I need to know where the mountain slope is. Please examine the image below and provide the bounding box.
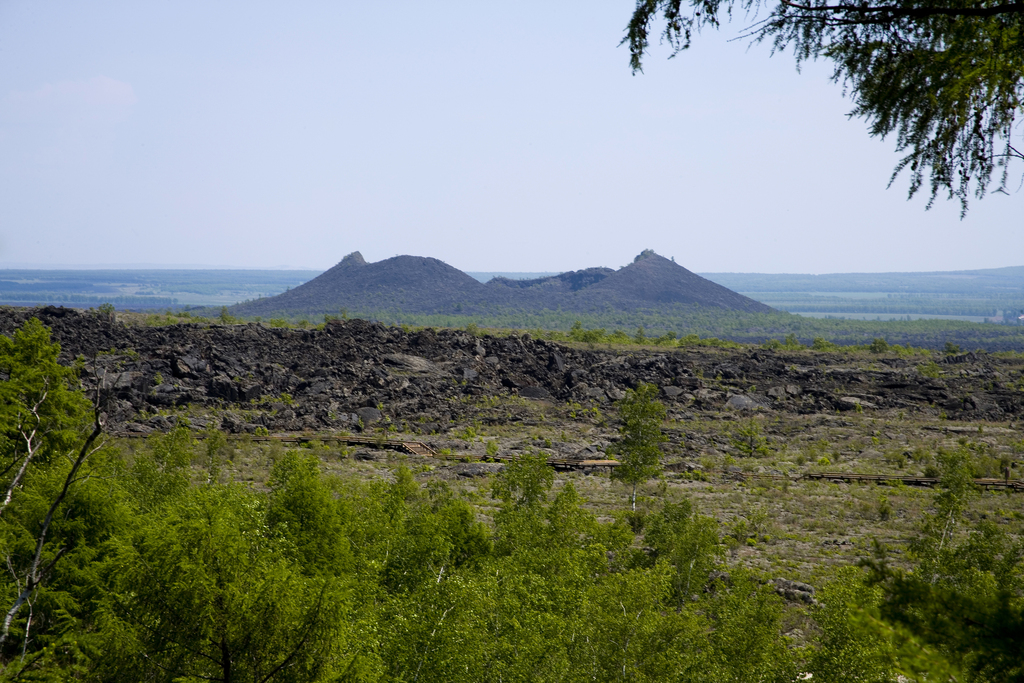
[576,251,772,313]
[232,252,490,316]
[230,249,774,317]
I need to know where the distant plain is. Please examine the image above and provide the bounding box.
[1,265,1020,324]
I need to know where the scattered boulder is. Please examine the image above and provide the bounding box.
[767,385,801,399]
[354,448,388,462]
[354,406,383,426]
[837,396,875,410]
[548,352,566,373]
[450,462,505,477]
[725,394,762,411]
[520,386,551,400]
[382,353,438,374]
[773,578,816,605]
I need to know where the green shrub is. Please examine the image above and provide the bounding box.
[731,420,772,458]
[869,338,890,353]
[812,336,840,351]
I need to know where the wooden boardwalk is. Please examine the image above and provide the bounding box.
[228,434,619,471]
[245,434,440,458]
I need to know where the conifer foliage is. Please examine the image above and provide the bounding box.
[625,0,1024,213]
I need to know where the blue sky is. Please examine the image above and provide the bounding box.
[0,1,1020,274]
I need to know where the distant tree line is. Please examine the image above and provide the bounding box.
[0,293,178,306]
[217,305,1024,352]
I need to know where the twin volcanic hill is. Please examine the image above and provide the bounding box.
[230,250,773,318]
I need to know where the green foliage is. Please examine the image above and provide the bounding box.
[678,333,742,349]
[93,484,349,682]
[611,383,667,510]
[568,320,609,344]
[703,571,798,682]
[812,336,842,351]
[877,494,893,521]
[97,302,116,319]
[868,338,890,354]
[267,452,352,574]
[764,333,804,351]
[491,451,553,511]
[731,419,773,458]
[643,499,723,602]
[218,306,238,324]
[0,318,118,666]
[127,426,193,512]
[807,567,897,682]
[0,319,91,473]
[859,442,1024,682]
[911,446,980,579]
[201,424,226,484]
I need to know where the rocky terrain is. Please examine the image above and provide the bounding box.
[5,304,1024,583]
[3,306,1021,440]
[229,249,772,318]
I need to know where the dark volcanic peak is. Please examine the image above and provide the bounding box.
[230,249,774,317]
[233,253,487,316]
[339,251,367,267]
[579,251,773,313]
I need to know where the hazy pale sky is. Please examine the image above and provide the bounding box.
[0,1,1020,274]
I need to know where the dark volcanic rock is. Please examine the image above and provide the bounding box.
[2,306,1022,435]
[520,386,551,400]
[773,578,817,605]
[354,407,383,427]
[449,463,505,477]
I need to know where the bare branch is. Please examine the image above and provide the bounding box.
[0,406,104,646]
[0,387,49,518]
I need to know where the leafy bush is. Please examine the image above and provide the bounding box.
[869,338,890,353]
